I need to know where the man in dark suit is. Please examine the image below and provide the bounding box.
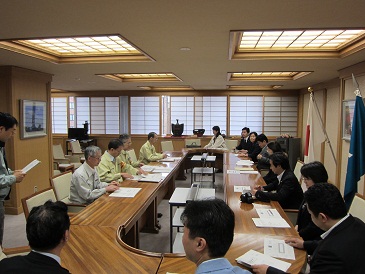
[252,183,365,274]
[0,201,71,273]
[236,127,252,152]
[253,152,303,209]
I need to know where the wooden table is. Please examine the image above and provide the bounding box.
[61,150,306,273]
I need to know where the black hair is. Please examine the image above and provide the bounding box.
[269,152,290,170]
[249,132,257,138]
[148,132,157,140]
[108,138,123,150]
[267,141,282,153]
[300,161,328,184]
[180,198,235,258]
[304,183,347,219]
[26,201,70,251]
[212,126,221,137]
[0,112,18,130]
[242,127,250,134]
[256,133,268,143]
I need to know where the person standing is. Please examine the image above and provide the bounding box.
[0,112,26,246]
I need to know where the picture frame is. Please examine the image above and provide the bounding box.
[342,99,355,141]
[20,100,47,139]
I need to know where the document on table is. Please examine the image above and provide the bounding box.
[109,187,141,198]
[252,218,290,228]
[227,169,240,174]
[22,159,41,173]
[152,167,173,173]
[256,208,282,218]
[138,173,162,183]
[157,157,181,162]
[234,185,251,193]
[236,249,291,272]
[140,165,155,172]
[264,238,295,260]
[240,170,259,174]
[235,166,255,171]
[236,160,254,166]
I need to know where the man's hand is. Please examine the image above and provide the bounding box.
[257,154,262,160]
[138,163,144,167]
[285,237,304,249]
[162,153,168,159]
[105,184,119,193]
[252,264,269,274]
[121,173,133,179]
[13,170,26,182]
[137,168,148,175]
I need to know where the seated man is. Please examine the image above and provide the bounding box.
[236,127,252,152]
[97,138,133,183]
[252,152,303,209]
[0,201,71,273]
[252,183,365,274]
[70,146,119,204]
[118,134,146,175]
[181,198,250,274]
[139,132,167,164]
[256,134,270,170]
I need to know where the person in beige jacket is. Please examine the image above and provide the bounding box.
[97,139,133,183]
[139,132,167,164]
[118,134,146,175]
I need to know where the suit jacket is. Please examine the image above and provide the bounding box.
[247,142,261,162]
[0,251,70,274]
[236,137,252,151]
[267,215,365,274]
[255,169,303,209]
[256,145,270,170]
[196,258,251,274]
[296,200,324,241]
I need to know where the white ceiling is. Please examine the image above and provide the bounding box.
[1,0,365,92]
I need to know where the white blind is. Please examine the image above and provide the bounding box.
[76,97,119,134]
[51,97,67,133]
[170,96,194,135]
[195,96,227,134]
[264,96,298,136]
[230,96,263,135]
[130,96,160,134]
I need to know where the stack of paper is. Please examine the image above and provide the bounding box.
[152,167,173,173]
[236,160,254,166]
[140,165,155,172]
[252,209,290,228]
[236,249,291,272]
[109,187,141,198]
[137,173,162,183]
[234,185,251,193]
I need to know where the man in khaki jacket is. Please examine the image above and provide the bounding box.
[118,134,146,175]
[139,132,167,164]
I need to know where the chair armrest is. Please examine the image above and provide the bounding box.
[284,209,299,213]
[54,158,71,164]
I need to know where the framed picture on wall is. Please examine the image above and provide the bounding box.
[20,100,47,139]
[342,99,355,141]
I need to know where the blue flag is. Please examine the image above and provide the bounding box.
[344,94,365,209]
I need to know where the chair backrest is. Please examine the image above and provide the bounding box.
[225,139,238,151]
[185,139,201,147]
[53,144,66,160]
[293,160,305,191]
[161,141,174,152]
[21,188,57,219]
[349,193,365,222]
[51,171,73,203]
[127,149,138,162]
[70,140,83,154]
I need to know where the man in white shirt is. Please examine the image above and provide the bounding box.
[70,146,119,204]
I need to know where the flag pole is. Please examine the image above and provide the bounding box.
[308,87,337,165]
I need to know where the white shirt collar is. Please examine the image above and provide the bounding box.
[106,151,115,161]
[32,250,61,265]
[321,214,350,239]
[276,170,285,182]
[84,161,96,175]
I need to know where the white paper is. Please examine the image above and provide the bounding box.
[256,209,282,219]
[138,173,162,182]
[234,185,251,193]
[22,159,41,173]
[109,187,141,198]
[239,170,259,174]
[191,155,216,161]
[140,165,155,172]
[236,160,254,166]
[152,167,172,173]
[236,249,291,272]
[252,218,290,228]
[264,238,295,260]
[157,157,175,162]
[227,170,240,174]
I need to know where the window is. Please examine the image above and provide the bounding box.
[230,96,263,135]
[263,96,298,136]
[170,96,194,135]
[51,97,67,133]
[130,96,160,134]
[195,96,227,134]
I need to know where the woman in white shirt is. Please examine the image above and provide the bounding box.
[204,126,227,149]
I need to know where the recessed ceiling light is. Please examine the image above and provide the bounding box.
[180,47,191,51]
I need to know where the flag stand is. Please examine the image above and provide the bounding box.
[308,87,337,165]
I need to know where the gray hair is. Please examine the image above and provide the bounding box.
[84,146,101,159]
[119,133,130,145]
